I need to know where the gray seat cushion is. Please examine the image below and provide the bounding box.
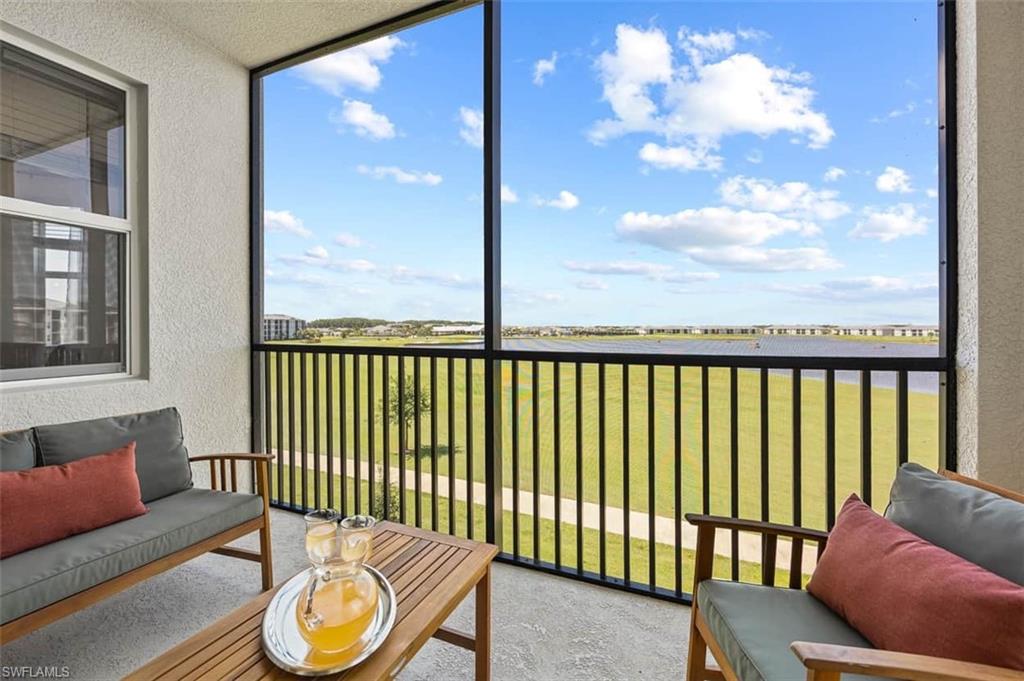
[33,407,193,503]
[0,488,263,624]
[0,429,35,471]
[885,463,1024,585]
[697,580,882,681]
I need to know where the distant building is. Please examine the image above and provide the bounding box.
[432,324,484,336]
[364,324,404,337]
[263,314,305,340]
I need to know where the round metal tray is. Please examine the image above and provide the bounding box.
[261,566,396,676]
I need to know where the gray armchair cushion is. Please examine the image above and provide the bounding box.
[0,429,36,471]
[33,407,192,503]
[885,463,1024,585]
[0,488,263,624]
[696,580,881,681]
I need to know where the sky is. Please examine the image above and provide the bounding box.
[263,1,940,327]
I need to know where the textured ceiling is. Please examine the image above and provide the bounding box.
[138,0,436,69]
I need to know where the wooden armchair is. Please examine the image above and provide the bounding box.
[685,471,1023,681]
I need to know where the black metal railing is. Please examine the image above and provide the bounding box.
[253,343,947,604]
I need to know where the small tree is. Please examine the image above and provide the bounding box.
[298,327,322,343]
[383,375,431,455]
[372,476,402,522]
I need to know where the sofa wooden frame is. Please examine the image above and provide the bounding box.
[684,470,1024,681]
[0,453,274,644]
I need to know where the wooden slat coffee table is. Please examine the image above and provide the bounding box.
[127,522,498,681]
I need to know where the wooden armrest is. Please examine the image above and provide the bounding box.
[188,453,275,464]
[685,513,829,542]
[791,642,1022,681]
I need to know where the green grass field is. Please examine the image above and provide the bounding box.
[271,464,805,591]
[260,351,939,535]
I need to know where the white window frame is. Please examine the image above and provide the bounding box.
[0,23,146,388]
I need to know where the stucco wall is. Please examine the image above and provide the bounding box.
[0,2,251,468]
[956,0,1024,491]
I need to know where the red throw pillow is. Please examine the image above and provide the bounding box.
[0,442,148,558]
[808,494,1024,670]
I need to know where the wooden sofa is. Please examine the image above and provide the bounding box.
[0,408,274,644]
[685,468,1024,681]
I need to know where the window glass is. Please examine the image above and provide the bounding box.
[0,42,126,218]
[0,214,125,379]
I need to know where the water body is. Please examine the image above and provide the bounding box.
[415,336,942,393]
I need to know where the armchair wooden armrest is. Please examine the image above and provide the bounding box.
[188,452,275,464]
[791,642,1022,681]
[685,513,829,543]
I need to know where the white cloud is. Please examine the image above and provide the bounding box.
[330,258,377,273]
[356,164,442,186]
[638,141,722,172]
[588,23,833,153]
[616,206,818,251]
[332,99,395,140]
[458,107,484,148]
[875,166,913,193]
[305,245,329,261]
[823,166,846,182]
[535,190,580,210]
[501,184,519,203]
[294,36,404,95]
[576,278,609,291]
[872,101,917,123]
[563,260,718,283]
[334,232,363,248]
[925,188,939,199]
[775,275,937,302]
[687,245,841,272]
[850,204,928,242]
[718,176,850,221]
[390,265,480,289]
[533,52,558,86]
[264,210,311,238]
[745,148,763,164]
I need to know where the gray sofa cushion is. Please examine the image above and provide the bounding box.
[884,463,1024,585]
[33,408,193,503]
[0,429,35,471]
[697,580,881,681]
[0,488,263,624]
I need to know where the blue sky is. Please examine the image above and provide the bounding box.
[263,1,939,326]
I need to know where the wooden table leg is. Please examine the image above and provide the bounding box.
[475,565,491,681]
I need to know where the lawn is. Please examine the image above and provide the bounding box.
[259,350,940,536]
[271,465,804,592]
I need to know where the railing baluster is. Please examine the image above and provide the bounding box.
[789,537,804,589]
[354,354,361,515]
[301,352,308,510]
[729,366,739,582]
[622,363,630,585]
[368,355,376,517]
[532,360,541,563]
[466,358,474,539]
[276,351,283,506]
[598,362,607,579]
[313,354,321,510]
[414,357,422,527]
[263,351,272,482]
[511,360,520,559]
[326,354,334,511]
[288,352,296,508]
[575,362,584,576]
[674,365,682,597]
[701,365,710,515]
[382,355,390,520]
[793,368,802,527]
[897,370,909,465]
[762,534,777,586]
[398,357,407,524]
[647,364,656,591]
[861,370,872,507]
[553,362,562,568]
[448,357,456,536]
[825,369,836,528]
[340,354,348,516]
[430,356,438,531]
[760,368,769,522]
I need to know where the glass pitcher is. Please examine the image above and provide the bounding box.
[296,512,379,654]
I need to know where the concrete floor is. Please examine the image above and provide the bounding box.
[0,509,692,680]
